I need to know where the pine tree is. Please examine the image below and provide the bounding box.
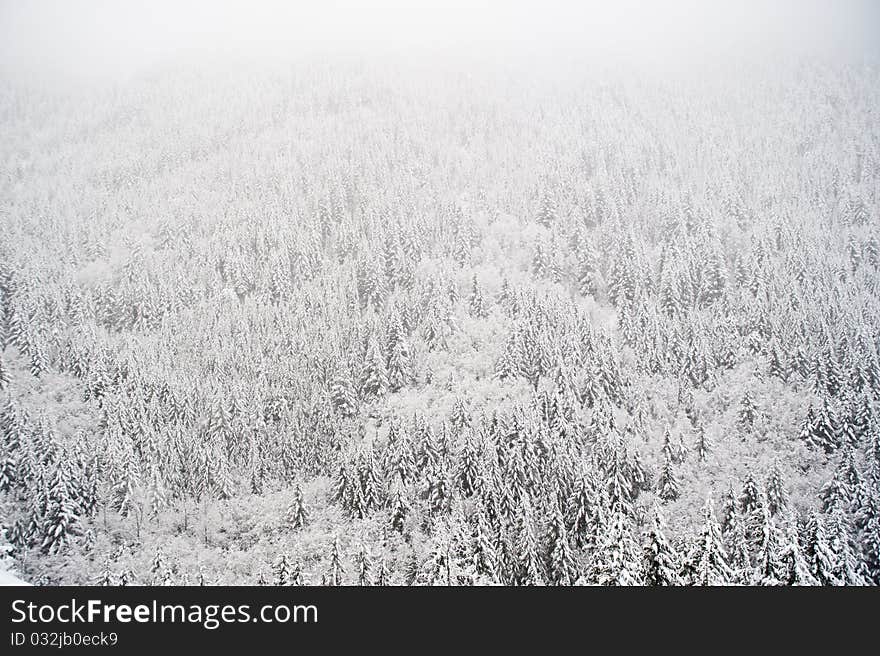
[657,453,680,502]
[374,558,391,586]
[386,316,414,392]
[403,549,422,586]
[765,460,788,516]
[804,513,840,585]
[40,465,80,555]
[642,507,681,586]
[329,368,358,417]
[567,472,597,549]
[0,355,10,390]
[515,494,546,586]
[719,485,738,535]
[751,502,784,585]
[695,423,711,462]
[687,497,733,586]
[455,432,481,496]
[322,536,345,586]
[777,519,818,585]
[468,275,489,318]
[274,554,292,585]
[286,484,309,530]
[857,495,880,585]
[739,472,761,517]
[828,509,864,585]
[738,391,758,432]
[359,334,389,401]
[800,400,839,453]
[536,190,558,227]
[593,502,642,586]
[546,502,578,585]
[355,544,374,586]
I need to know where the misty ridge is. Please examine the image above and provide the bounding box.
[0,0,879,587]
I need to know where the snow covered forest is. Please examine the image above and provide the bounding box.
[2,4,880,587]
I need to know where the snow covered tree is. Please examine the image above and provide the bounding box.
[515,494,546,586]
[800,400,839,453]
[642,507,681,585]
[751,503,784,585]
[386,316,414,392]
[592,502,642,586]
[686,497,733,586]
[765,460,788,516]
[286,484,309,530]
[694,423,711,462]
[737,391,758,432]
[274,554,292,585]
[322,536,345,586]
[40,465,81,555]
[545,502,578,585]
[657,452,680,502]
[329,368,358,417]
[803,513,840,585]
[777,519,818,585]
[355,544,374,586]
[359,334,389,401]
[0,355,9,390]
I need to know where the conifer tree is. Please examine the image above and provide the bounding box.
[777,519,818,586]
[286,484,309,530]
[386,316,414,392]
[515,494,546,586]
[765,460,788,516]
[274,554,292,585]
[355,544,374,586]
[388,481,410,534]
[657,452,680,502]
[642,507,681,586]
[546,502,578,585]
[359,334,389,401]
[0,355,9,390]
[687,497,733,586]
[719,485,738,535]
[322,536,345,586]
[828,509,864,586]
[751,502,784,585]
[738,391,758,432]
[329,368,358,417]
[593,502,642,586]
[695,423,711,462]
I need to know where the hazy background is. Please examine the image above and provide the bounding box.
[1,0,879,83]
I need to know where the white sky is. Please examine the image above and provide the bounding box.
[1,0,877,81]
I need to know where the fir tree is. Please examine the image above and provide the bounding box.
[274,554,292,585]
[751,502,784,585]
[687,497,733,586]
[695,423,711,462]
[286,484,309,530]
[777,519,818,586]
[765,460,788,516]
[546,502,578,586]
[804,513,840,585]
[329,368,358,417]
[322,536,345,586]
[593,502,642,586]
[0,355,9,390]
[642,507,681,586]
[657,452,680,502]
[359,334,389,401]
[738,391,758,432]
[355,544,374,586]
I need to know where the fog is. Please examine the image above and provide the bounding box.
[1,0,878,83]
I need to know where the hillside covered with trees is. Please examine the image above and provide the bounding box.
[1,55,879,585]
